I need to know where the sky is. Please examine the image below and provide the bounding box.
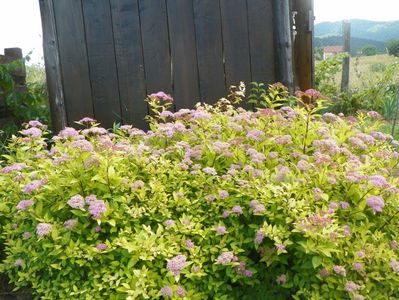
[314,0,399,23]
[0,0,399,64]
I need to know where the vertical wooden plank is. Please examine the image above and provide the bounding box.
[82,0,121,128]
[220,0,251,88]
[193,0,226,103]
[273,0,294,92]
[39,0,67,132]
[110,0,148,129]
[247,0,276,84]
[167,0,200,109]
[52,0,93,126]
[293,0,314,91]
[138,0,172,96]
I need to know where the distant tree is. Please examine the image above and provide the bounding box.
[386,39,399,57]
[361,44,377,56]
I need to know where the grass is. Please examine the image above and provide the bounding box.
[332,54,399,90]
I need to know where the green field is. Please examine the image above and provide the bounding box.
[336,54,399,90]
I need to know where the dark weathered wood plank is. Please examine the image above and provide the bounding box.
[52,0,93,126]
[82,0,121,128]
[167,0,200,109]
[292,0,314,91]
[138,0,172,96]
[247,0,275,84]
[110,0,148,129]
[193,0,226,103]
[220,0,251,88]
[39,0,67,132]
[273,0,294,92]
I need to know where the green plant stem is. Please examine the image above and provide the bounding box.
[302,112,311,154]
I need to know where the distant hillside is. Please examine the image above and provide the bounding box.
[315,19,399,42]
[314,36,386,55]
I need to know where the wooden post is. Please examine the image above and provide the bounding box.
[39,0,67,133]
[341,20,350,92]
[273,0,294,92]
[292,0,314,91]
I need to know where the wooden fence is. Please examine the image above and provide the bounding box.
[40,0,313,131]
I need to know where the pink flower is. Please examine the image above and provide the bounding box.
[368,175,390,188]
[333,265,346,276]
[297,160,310,171]
[88,200,107,219]
[78,117,96,123]
[216,252,235,264]
[36,223,52,237]
[1,163,26,173]
[14,259,24,267]
[231,205,243,215]
[21,127,42,138]
[164,219,175,228]
[218,190,229,199]
[390,240,398,250]
[276,244,286,251]
[203,167,217,175]
[58,127,79,139]
[184,239,194,249]
[131,180,145,190]
[254,230,265,245]
[167,255,187,276]
[71,140,94,152]
[160,285,173,297]
[176,286,186,298]
[28,120,46,129]
[390,259,399,272]
[149,91,173,102]
[23,178,47,194]
[340,201,350,209]
[276,274,287,284]
[222,210,230,218]
[356,251,366,258]
[16,200,34,211]
[352,262,363,271]
[319,268,329,277]
[215,226,227,235]
[366,196,384,212]
[22,232,31,239]
[96,243,107,251]
[67,195,85,209]
[345,281,360,292]
[367,111,380,119]
[94,225,102,232]
[64,219,77,230]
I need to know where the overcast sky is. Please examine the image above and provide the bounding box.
[0,0,399,63]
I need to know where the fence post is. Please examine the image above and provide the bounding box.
[292,0,314,91]
[273,0,295,93]
[341,20,351,92]
[39,0,67,133]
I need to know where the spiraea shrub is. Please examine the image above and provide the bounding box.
[0,92,398,299]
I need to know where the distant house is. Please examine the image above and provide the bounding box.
[323,45,344,60]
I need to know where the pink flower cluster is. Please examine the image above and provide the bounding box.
[216,251,236,264]
[16,199,34,211]
[366,196,384,213]
[67,194,85,209]
[23,178,48,194]
[36,223,52,237]
[167,255,187,276]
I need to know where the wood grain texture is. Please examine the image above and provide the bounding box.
[167,0,200,109]
[139,0,172,96]
[82,0,121,128]
[220,0,251,87]
[53,0,93,125]
[111,0,148,129]
[193,0,226,103]
[39,0,67,132]
[247,0,276,83]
